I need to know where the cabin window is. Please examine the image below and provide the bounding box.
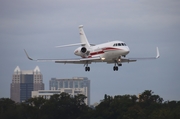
[114,43,127,46]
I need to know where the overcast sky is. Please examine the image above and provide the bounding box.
[0,0,180,104]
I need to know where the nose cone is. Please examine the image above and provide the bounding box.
[123,47,130,55]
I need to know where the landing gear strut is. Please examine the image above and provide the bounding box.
[85,62,90,72]
[113,59,122,71]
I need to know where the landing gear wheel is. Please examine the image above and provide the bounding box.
[85,67,90,71]
[87,67,90,71]
[116,66,118,71]
[113,66,116,71]
[113,66,118,71]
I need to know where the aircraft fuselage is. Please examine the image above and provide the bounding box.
[74,40,130,62]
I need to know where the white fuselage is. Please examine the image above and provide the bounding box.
[74,40,130,61]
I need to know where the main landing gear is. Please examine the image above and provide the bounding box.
[85,66,90,71]
[113,66,118,71]
[113,63,122,71]
[85,62,90,72]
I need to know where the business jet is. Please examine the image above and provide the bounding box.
[24,25,160,71]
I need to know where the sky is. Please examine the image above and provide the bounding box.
[0,0,180,104]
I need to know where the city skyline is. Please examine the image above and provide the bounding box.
[1,0,180,104]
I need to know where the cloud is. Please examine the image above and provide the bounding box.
[1,0,180,35]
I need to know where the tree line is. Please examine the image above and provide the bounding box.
[0,90,180,119]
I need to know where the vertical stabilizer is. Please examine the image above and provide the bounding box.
[79,25,91,48]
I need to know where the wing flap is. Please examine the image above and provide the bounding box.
[24,49,101,64]
[121,59,137,63]
[55,56,101,64]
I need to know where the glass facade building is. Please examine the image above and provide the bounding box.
[11,66,44,102]
[49,77,90,105]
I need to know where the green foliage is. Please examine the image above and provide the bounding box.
[0,91,180,119]
[42,93,89,119]
[0,93,90,119]
[91,90,179,119]
[0,98,17,119]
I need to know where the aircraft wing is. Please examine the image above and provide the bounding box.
[24,49,101,64]
[55,57,101,64]
[121,47,160,63]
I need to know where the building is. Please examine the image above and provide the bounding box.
[10,66,44,102]
[32,77,90,105]
[32,90,61,99]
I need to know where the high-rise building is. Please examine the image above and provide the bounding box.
[10,66,44,102]
[48,77,90,105]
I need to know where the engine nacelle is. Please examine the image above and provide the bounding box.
[74,47,90,58]
[81,47,87,53]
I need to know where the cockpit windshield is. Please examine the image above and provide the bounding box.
[113,43,126,46]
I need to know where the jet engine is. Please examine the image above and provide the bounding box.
[74,47,90,58]
[81,47,87,53]
[80,47,90,57]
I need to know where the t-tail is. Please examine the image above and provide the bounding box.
[79,25,91,48]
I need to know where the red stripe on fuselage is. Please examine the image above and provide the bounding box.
[102,47,120,51]
[90,51,104,56]
[89,47,121,56]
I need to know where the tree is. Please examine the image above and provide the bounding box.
[93,94,139,119]
[41,93,90,119]
[22,97,47,119]
[0,90,179,119]
[0,98,18,119]
[139,90,163,104]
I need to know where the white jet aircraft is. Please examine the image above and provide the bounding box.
[24,25,160,71]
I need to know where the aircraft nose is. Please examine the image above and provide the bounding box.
[123,47,130,54]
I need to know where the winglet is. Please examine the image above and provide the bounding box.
[24,49,34,60]
[156,47,160,59]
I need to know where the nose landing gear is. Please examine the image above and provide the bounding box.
[113,58,122,71]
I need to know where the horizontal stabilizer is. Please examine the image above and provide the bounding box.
[56,43,85,48]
